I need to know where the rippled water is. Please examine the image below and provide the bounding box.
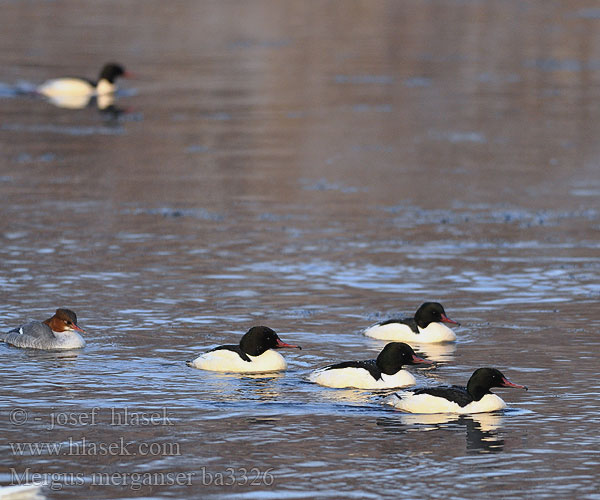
[1,1,600,499]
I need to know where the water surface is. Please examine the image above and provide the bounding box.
[1,1,599,498]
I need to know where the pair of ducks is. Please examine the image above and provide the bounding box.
[188,302,459,379]
[2,303,527,414]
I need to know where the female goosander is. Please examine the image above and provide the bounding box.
[186,326,302,373]
[309,342,432,389]
[37,62,128,99]
[364,302,459,343]
[2,308,86,350]
[385,367,528,414]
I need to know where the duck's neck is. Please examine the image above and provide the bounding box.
[96,79,116,95]
[466,381,490,402]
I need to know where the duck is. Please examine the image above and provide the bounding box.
[385,367,527,414]
[37,62,128,101]
[309,342,432,389]
[364,302,459,343]
[2,308,86,350]
[186,326,301,373]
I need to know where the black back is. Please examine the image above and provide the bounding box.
[412,386,473,407]
[379,317,419,333]
[325,359,382,380]
[209,344,251,362]
[324,342,422,380]
[410,368,512,406]
[377,302,448,333]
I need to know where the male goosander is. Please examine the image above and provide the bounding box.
[385,367,528,414]
[186,326,302,373]
[364,302,459,343]
[2,308,86,350]
[309,342,432,389]
[37,62,128,99]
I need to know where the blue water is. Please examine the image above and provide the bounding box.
[1,1,600,499]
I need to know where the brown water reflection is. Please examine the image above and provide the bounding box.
[1,0,600,499]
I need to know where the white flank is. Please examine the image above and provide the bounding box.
[364,321,456,343]
[309,367,416,389]
[189,349,287,373]
[385,392,507,414]
[37,78,94,97]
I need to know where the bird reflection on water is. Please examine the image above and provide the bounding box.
[201,372,285,403]
[365,338,456,364]
[376,412,505,453]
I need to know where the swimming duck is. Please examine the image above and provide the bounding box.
[2,308,86,350]
[385,367,527,413]
[186,326,301,373]
[309,342,432,389]
[364,302,459,343]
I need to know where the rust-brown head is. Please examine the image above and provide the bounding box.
[44,308,86,333]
